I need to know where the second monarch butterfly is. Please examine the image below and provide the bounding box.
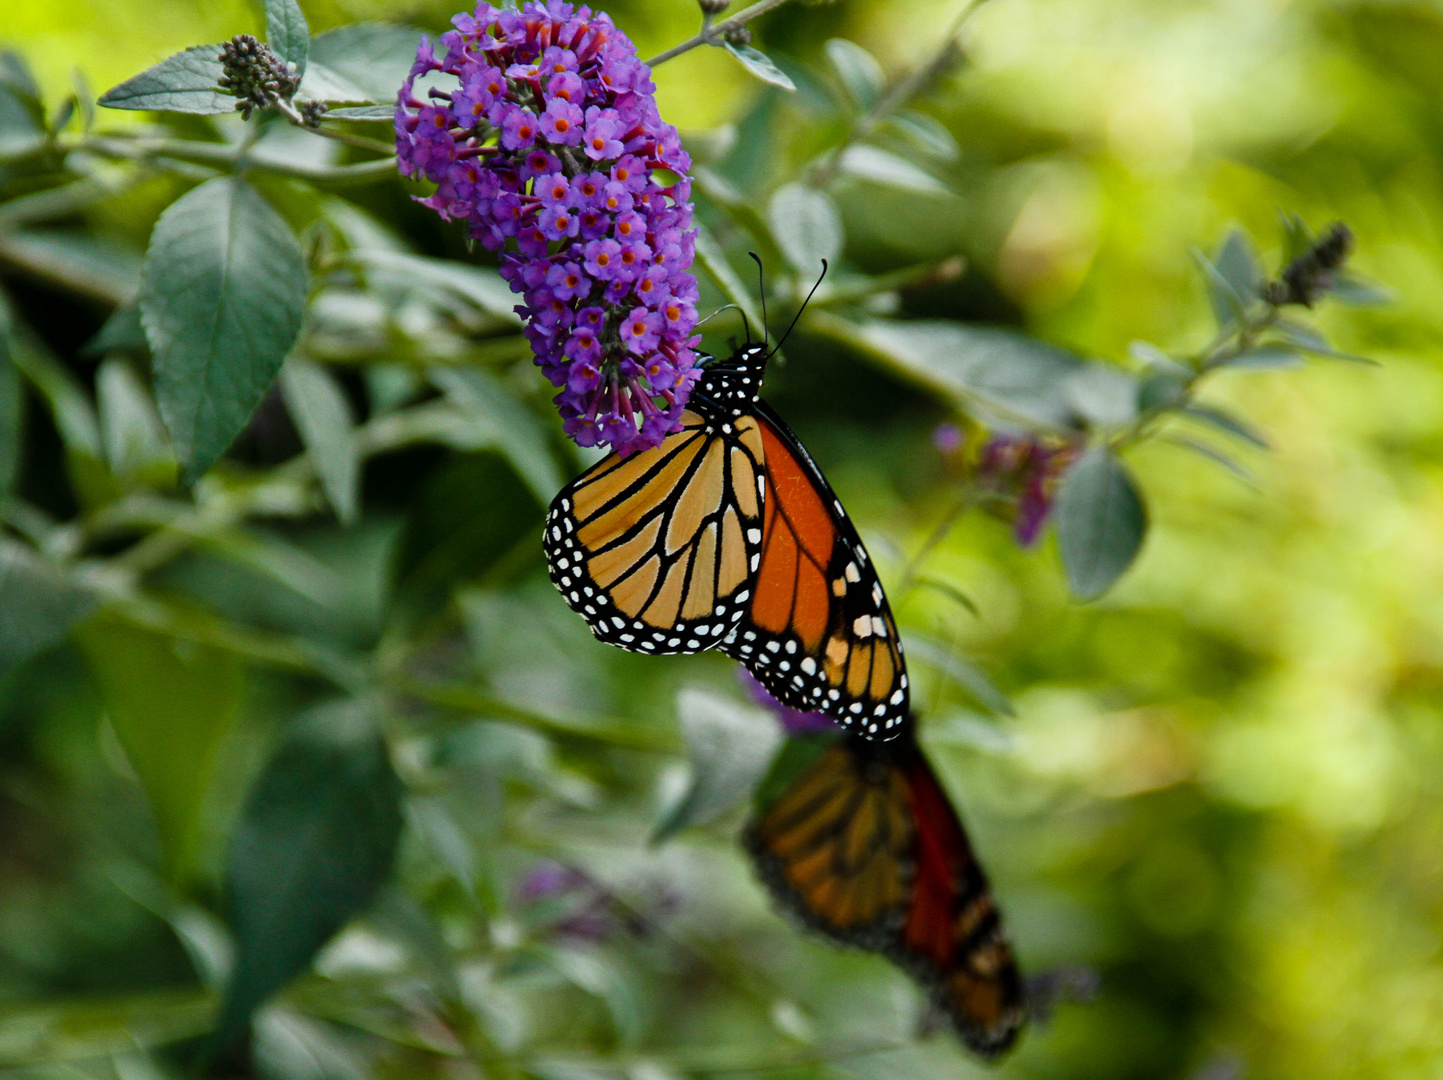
[746,727,1026,1056]
[544,333,911,740]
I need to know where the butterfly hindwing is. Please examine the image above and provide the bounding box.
[719,403,910,739]
[545,409,767,655]
[745,733,1025,1058]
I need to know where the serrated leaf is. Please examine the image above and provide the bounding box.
[1181,403,1268,448]
[215,698,403,1049]
[141,177,308,482]
[280,359,359,524]
[74,614,240,881]
[824,38,883,110]
[652,687,781,844]
[767,183,842,276]
[307,24,425,103]
[837,144,951,196]
[1055,446,1147,601]
[723,42,796,91]
[886,109,960,162]
[97,44,233,115]
[1214,228,1261,304]
[904,635,1013,716]
[265,0,310,77]
[0,541,95,680]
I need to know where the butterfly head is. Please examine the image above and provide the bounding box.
[693,341,769,417]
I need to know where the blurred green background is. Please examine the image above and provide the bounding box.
[0,0,1437,1078]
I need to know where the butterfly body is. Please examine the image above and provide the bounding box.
[544,343,910,739]
[746,730,1025,1057]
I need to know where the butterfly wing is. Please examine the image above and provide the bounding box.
[719,403,910,740]
[545,409,767,654]
[745,734,1025,1058]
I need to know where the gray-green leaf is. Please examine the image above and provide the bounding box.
[0,319,19,501]
[97,44,233,115]
[1055,446,1148,601]
[216,698,403,1048]
[824,38,883,111]
[903,635,1014,716]
[1214,228,1260,305]
[652,687,781,844]
[323,104,395,121]
[265,0,310,77]
[767,183,843,276]
[1181,403,1268,448]
[723,42,796,91]
[886,110,960,162]
[280,358,358,524]
[837,144,951,196]
[0,541,95,680]
[307,23,425,103]
[429,367,561,503]
[141,177,308,482]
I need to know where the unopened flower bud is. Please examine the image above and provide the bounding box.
[722,24,752,46]
[699,0,730,13]
[1264,222,1354,308]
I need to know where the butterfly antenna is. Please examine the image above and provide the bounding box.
[748,251,770,347]
[770,259,828,359]
[697,303,738,330]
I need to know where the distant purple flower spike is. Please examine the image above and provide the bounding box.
[739,668,838,735]
[975,434,1077,548]
[395,0,700,457]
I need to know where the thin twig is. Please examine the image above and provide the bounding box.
[273,98,398,155]
[644,0,800,67]
[67,134,397,183]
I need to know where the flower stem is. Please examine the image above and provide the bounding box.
[644,0,800,67]
[274,97,398,155]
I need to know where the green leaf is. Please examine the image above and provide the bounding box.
[430,367,562,504]
[0,83,45,160]
[323,104,395,121]
[0,320,20,502]
[1279,211,1313,261]
[1128,339,1192,378]
[692,221,765,339]
[141,177,308,482]
[306,23,424,103]
[1181,403,1268,448]
[265,0,310,77]
[97,44,233,115]
[0,229,143,306]
[1137,369,1189,413]
[216,698,403,1049]
[837,144,951,196]
[822,316,1134,430]
[1214,228,1261,305]
[1055,446,1148,601]
[353,250,520,322]
[280,359,359,524]
[886,109,960,162]
[83,304,149,357]
[1328,272,1393,307]
[96,357,177,486]
[1164,434,1257,486]
[1193,249,1247,330]
[74,614,241,881]
[767,183,843,276]
[903,635,1014,717]
[723,42,796,91]
[296,63,371,105]
[0,541,95,680]
[652,687,781,844]
[824,38,883,110]
[1223,345,1305,369]
[0,989,214,1067]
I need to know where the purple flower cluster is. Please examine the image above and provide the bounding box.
[974,434,1076,547]
[739,668,837,735]
[395,1,701,457]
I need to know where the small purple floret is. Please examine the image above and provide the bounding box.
[395,1,701,458]
[738,668,838,735]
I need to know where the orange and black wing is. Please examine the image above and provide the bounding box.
[718,402,909,740]
[745,733,1025,1058]
[545,409,767,654]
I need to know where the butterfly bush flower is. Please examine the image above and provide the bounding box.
[739,668,838,735]
[974,434,1075,547]
[395,0,700,457]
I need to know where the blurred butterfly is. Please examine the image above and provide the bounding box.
[746,728,1026,1057]
[544,294,910,740]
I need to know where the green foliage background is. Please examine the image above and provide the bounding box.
[0,0,1437,1078]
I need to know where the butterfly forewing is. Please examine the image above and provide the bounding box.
[545,409,767,654]
[719,405,910,740]
[746,735,1025,1058]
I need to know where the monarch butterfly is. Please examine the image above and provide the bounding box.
[544,338,910,740]
[746,728,1026,1057]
